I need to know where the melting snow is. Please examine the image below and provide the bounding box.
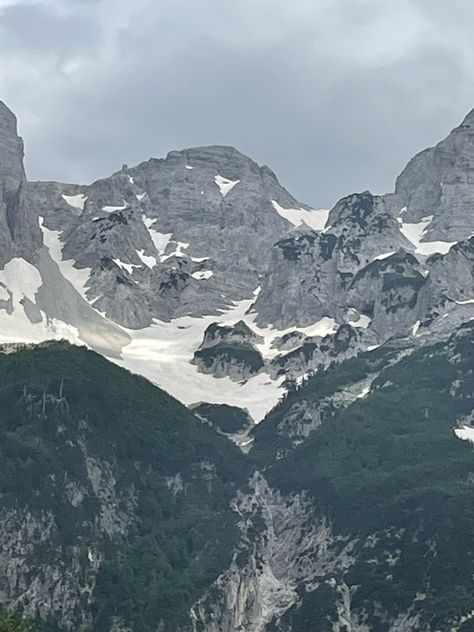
[0,257,42,303]
[117,297,286,422]
[0,257,83,346]
[136,249,157,269]
[192,270,213,280]
[455,298,474,305]
[272,200,329,231]
[142,215,172,255]
[103,201,127,213]
[398,215,455,256]
[191,256,210,263]
[412,320,421,336]
[62,193,87,211]
[454,425,474,443]
[215,175,240,197]
[348,313,371,329]
[128,175,135,184]
[117,297,337,422]
[113,259,140,275]
[373,251,395,261]
[39,217,91,301]
[244,315,338,362]
[356,385,371,399]
[136,193,146,201]
[161,241,190,261]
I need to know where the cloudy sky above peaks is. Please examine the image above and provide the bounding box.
[0,0,474,207]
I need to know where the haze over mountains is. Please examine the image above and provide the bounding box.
[3,101,474,630]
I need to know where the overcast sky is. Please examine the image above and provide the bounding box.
[0,0,474,207]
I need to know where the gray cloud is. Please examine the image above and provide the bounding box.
[0,0,474,207]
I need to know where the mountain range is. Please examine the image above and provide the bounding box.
[2,101,474,630]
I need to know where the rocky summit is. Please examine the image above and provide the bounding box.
[3,101,474,630]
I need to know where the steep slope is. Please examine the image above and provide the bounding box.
[0,341,247,631]
[194,324,474,631]
[6,101,474,421]
[0,99,333,421]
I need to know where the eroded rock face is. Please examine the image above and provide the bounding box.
[254,192,412,329]
[191,472,356,632]
[0,102,41,266]
[29,146,308,327]
[391,108,474,240]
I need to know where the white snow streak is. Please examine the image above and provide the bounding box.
[136,249,157,269]
[215,175,240,197]
[455,425,474,443]
[191,270,213,280]
[103,201,127,213]
[142,215,172,256]
[373,251,395,261]
[62,193,87,211]
[398,214,455,256]
[39,217,91,301]
[113,259,140,275]
[272,200,329,231]
[0,258,83,346]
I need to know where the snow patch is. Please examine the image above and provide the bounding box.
[0,257,83,346]
[117,297,286,422]
[142,215,173,256]
[356,386,371,399]
[0,258,42,303]
[373,251,395,261]
[399,215,455,255]
[272,200,329,231]
[39,217,91,301]
[192,270,213,280]
[215,175,240,197]
[103,201,127,213]
[348,313,371,329]
[136,249,157,269]
[454,425,474,443]
[186,165,194,170]
[136,193,146,201]
[113,259,140,275]
[161,241,190,261]
[62,193,87,211]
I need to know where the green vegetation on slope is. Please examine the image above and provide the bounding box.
[255,324,474,627]
[0,341,248,631]
[192,402,252,434]
[0,611,35,632]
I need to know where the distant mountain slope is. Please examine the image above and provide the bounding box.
[4,102,474,419]
[222,322,474,630]
[0,341,247,631]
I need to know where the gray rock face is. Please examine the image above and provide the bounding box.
[255,192,411,329]
[6,99,474,428]
[347,251,428,339]
[270,324,375,381]
[30,146,307,327]
[391,108,474,240]
[0,102,41,266]
[193,320,264,381]
[191,472,356,632]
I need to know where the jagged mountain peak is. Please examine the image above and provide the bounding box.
[459,106,474,129]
